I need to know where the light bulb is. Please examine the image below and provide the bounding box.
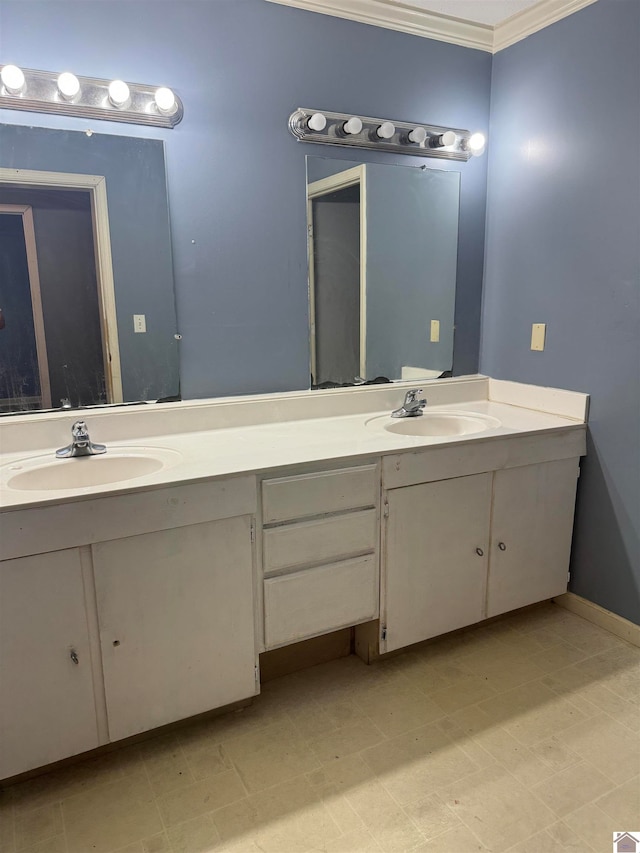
[1,64,25,95]
[154,87,177,114]
[408,127,427,144]
[307,113,327,132]
[376,121,395,140]
[429,130,457,149]
[468,132,486,155]
[57,72,80,100]
[343,116,362,135]
[108,79,130,108]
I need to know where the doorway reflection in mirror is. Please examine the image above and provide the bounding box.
[306,156,460,389]
[0,124,179,416]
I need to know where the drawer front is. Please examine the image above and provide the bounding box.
[264,555,378,648]
[263,509,377,576]
[262,465,377,524]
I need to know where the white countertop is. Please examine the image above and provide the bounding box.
[0,396,586,511]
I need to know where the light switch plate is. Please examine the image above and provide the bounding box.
[531,323,546,351]
[133,314,146,334]
[430,319,440,343]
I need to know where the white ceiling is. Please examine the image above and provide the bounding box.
[398,0,543,26]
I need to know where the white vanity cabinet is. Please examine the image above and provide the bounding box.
[93,516,257,742]
[261,464,380,649]
[0,475,259,778]
[486,459,579,616]
[0,382,588,780]
[381,448,582,653]
[383,474,492,651]
[0,549,100,779]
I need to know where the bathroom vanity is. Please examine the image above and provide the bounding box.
[0,376,588,780]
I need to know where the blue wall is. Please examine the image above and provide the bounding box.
[0,0,491,397]
[481,0,640,623]
[2,0,637,622]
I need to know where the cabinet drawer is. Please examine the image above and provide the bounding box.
[262,465,377,524]
[263,509,377,576]
[264,555,378,648]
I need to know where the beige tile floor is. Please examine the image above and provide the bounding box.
[1,603,638,853]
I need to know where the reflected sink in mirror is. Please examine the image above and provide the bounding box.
[4,447,182,491]
[367,411,501,437]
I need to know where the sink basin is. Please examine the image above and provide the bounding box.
[367,411,501,437]
[4,447,182,492]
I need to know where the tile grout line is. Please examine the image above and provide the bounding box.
[138,744,174,853]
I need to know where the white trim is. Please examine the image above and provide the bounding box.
[307,166,363,199]
[493,0,598,51]
[306,195,317,383]
[90,177,123,403]
[266,0,493,51]
[0,168,123,404]
[265,0,598,53]
[359,165,367,379]
[553,592,640,648]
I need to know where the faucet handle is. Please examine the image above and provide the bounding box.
[56,419,106,457]
[404,388,423,405]
[72,420,89,439]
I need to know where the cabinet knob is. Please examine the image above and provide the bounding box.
[475,547,484,557]
[498,542,507,551]
[69,649,79,665]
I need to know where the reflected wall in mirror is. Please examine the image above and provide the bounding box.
[0,124,179,414]
[307,156,460,388]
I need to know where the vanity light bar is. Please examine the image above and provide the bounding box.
[0,65,184,128]
[289,108,482,161]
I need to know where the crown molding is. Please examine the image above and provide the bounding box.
[265,0,599,53]
[493,0,598,51]
[265,0,494,52]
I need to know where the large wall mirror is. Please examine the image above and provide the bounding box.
[307,156,460,388]
[0,124,179,414]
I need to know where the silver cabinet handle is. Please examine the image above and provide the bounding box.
[475,548,484,557]
[70,649,79,665]
[498,542,507,551]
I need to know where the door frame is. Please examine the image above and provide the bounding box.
[0,203,52,409]
[307,165,367,382]
[0,168,123,403]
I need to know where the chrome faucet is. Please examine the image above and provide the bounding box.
[391,388,427,418]
[56,420,107,458]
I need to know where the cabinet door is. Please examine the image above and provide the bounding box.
[487,459,579,617]
[383,474,492,652]
[0,550,99,779]
[93,517,257,742]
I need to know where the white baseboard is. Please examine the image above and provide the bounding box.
[553,592,640,648]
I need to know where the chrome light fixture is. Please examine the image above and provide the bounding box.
[0,65,183,128]
[289,107,485,161]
